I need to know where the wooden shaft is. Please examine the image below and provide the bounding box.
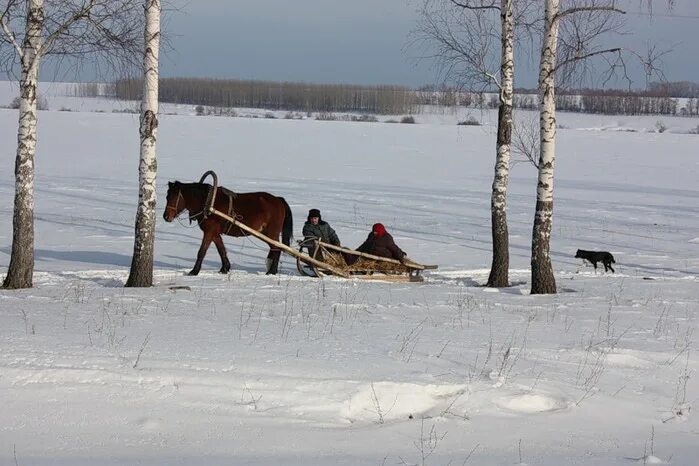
[208,207,351,278]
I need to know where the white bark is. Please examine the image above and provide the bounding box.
[126,0,160,287]
[537,0,558,205]
[531,0,559,295]
[2,0,43,289]
[487,0,514,288]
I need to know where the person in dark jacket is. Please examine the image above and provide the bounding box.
[356,223,406,262]
[302,209,340,259]
[303,209,341,245]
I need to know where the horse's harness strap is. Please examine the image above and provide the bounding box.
[223,190,237,235]
[197,183,240,233]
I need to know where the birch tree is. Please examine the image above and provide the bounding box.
[530,0,625,294]
[1,0,141,289]
[489,0,515,287]
[416,0,532,287]
[125,0,160,288]
[1,0,42,290]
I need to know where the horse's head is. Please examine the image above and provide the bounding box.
[164,181,186,222]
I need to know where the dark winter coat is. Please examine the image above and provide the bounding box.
[303,220,341,246]
[356,231,405,261]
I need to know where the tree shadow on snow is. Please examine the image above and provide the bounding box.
[29,248,179,269]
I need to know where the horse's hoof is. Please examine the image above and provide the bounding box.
[219,269,229,274]
[188,270,199,276]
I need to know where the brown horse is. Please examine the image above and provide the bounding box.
[163,181,293,275]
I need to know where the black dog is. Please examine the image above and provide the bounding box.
[575,249,616,273]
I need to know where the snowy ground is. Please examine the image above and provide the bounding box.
[1,82,698,465]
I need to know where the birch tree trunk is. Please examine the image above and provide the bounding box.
[126,0,160,287]
[486,0,514,288]
[2,0,43,290]
[531,0,559,295]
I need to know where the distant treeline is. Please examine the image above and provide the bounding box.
[416,85,690,116]
[513,82,699,115]
[648,81,699,98]
[414,83,698,116]
[111,77,419,115]
[73,79,699,117]
[70,82,115,97]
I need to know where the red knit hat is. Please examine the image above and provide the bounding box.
[372,223,386,237]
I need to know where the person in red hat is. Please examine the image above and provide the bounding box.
[356,223,406,262]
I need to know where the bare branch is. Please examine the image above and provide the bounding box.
[552,0,628,89]
[411,0,501,90]
[1,0,143,79]
[39,0,98,56]
[556,5,625,22]
[449,0,500,11]
[554,46,621,74]
[512,115,539,169]
[0,0,23,58]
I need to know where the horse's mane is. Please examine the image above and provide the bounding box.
[175,181,236,198]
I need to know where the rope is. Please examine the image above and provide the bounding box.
[175,215,201,229]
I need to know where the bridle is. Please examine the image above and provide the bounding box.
[166,185,208,224]
[165,188,185,219]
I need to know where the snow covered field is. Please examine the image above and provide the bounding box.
[1,81,698,465]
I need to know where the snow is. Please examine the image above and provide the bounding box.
[1,81,698,465]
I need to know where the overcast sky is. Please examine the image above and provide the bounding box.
[161,0,699,89]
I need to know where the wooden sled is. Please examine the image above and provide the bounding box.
[296,238,438,282]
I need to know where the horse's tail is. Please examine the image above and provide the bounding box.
[280,197,293,246]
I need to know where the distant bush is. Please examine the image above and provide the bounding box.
[264,112,277,119]
[351,114,378,122]
[655,120,667,133]
[112,107,139,114]
[688,125,699,135]
[10,95,48,110]
[457,116,480,126]
[217,107,237,117]
[59,107,72,112]
[384,119,399,123]
[196,106,237,117]
[315,112,337,121]
[400,115,415,124]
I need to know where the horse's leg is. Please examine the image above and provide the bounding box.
[264,219,284,275]
[266,247,281,275]
[213,234,231,274]
[190,230,214,276]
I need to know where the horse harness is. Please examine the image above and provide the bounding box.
[216,186,240,235]
[171,182,241,234]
